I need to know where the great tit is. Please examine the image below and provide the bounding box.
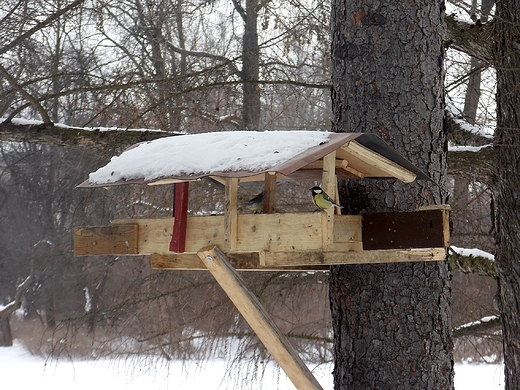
[310,186,343,210]
[247,191,265,213]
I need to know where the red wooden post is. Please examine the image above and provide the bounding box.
[169,182,189,253]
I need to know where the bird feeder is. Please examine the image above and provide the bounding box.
[73,131,449,390]
[74,131,449,269]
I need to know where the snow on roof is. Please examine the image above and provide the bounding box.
[80,130,429,187]
[87,131,331,185]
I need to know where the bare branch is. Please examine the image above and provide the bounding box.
[0,63,52,126]
[0,0,86,56]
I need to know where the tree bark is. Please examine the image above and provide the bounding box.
[237,0,261,129]
[330,1,454,388]
[493,0,520,388]
[0,317,13,347]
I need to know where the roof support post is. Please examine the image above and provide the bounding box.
[197,245,324,390]
[321,151,337,249]
[263,172,277,213]
[169,182,189,253]
[224,178,238,250]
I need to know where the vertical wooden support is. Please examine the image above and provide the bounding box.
[224,178,238,250]
[321,151,336,249]
[263,172,277,214]
[197,246,323,390]
[169,182,189,253]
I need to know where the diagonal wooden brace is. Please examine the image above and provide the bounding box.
[197,245,323,390]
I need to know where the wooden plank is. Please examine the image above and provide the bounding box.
[263,172,277,214]
[111,214,362,254]
[170,182,189,253]
[333,215,362,243]
[263,248,447,267]
[236,213,323,252]
[337,141,417,183]
[225,178,239,250]
[150,253,330,271]
[197,246,324,390]
[362,209,449,250]
[114,217,226,254]
[74,225,138,256]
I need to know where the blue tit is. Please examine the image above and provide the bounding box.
[310,186,343,210]
[247,191,264,213]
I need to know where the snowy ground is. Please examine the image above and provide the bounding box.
[0,341,504,389]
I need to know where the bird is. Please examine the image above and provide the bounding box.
[310,186,343,210]
[246,191,265,213]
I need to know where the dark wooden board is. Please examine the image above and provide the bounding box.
[362,209,448,250]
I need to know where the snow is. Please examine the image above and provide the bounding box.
[0,342,504,389]
[451,245,495,261]
[445,98,494,139]
[448,143,492,153]
[455,315,500,333]
[1,117,167,133]
[88,131,331,185]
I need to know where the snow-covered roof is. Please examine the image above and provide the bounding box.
[79,131,429,187]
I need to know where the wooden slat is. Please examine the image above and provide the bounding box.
[74,225,138,256]
[263,248,447,267]
[362,209,449,250]
[150,253,330,271]
[197,246,324,390]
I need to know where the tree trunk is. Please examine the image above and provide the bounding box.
[493,0,520,388]
[0,316,13,347]
[241,0,260,129]
[330,1,454,388]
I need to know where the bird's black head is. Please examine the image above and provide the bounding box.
[310,186,323,195]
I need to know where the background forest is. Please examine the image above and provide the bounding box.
[0,0,502,377]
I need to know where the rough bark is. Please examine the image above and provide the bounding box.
[493,0,520,388]
[237,0,261,129]
[330,1,454,388]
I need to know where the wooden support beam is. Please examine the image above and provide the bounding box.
[150,253,330,271]
[224,178,238,250]
[263,172,277,213]
[74,225,138,256]
[197,246,324,390]
[321,151,336,248]
[169,182,189,253]
[263,248,447,267]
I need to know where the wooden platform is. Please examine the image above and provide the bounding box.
[74,207,449,270]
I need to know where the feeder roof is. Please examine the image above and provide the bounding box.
[78,131,429,187]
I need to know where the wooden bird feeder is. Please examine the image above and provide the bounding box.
[74,131,449,269]
[73,131,449,390]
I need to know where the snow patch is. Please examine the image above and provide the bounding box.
[450,246,495,261]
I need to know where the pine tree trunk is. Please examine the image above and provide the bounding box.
[330,1,454,388]
[493,1,520,388]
